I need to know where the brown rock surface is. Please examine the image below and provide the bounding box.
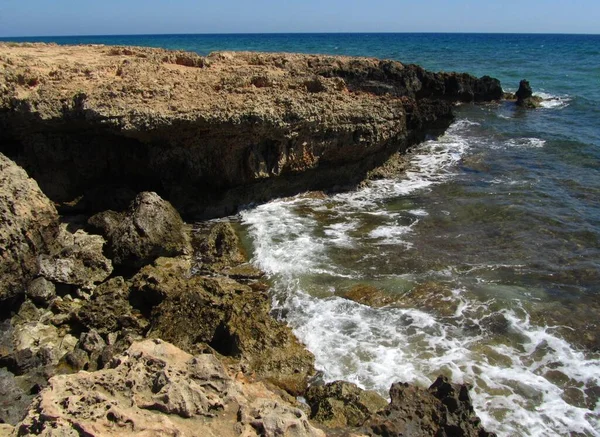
[0,153,59,310]
[0,44,502,218]
[15,339,325,437]
[37,225,113,291]
[306,381,388,428]
[130,261,315,396]
[368,376,495,437]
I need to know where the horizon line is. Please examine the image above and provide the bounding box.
[1,31,599,39]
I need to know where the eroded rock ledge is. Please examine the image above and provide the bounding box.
[0,43,501,218]
[0,43,500,436]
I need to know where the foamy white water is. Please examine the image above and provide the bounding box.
[240,119,600,436]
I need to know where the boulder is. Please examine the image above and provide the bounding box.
[306,381,388,428]
[368,376,496,437]
[25,278,56,307]
[37,226,113,291]
[0,153,59,311]
[16,339,325,437]
[89,192,191,270]
[0,318,77,376]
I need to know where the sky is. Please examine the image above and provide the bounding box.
[0,0,598,37]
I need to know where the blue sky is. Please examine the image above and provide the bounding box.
[1,0,598,36]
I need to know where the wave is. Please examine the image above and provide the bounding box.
[239,118,600,436]
[534,92,572,109]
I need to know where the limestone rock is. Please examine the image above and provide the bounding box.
[89,192,191,270]
[306,381,388,428]
[193,222,246,273]
[25,278,56,307]
[16,339,324,437]
[368,376,496,437]
[0,153,59,309]
[38,226,113,290]
[75,276,148,336]
[0,319,77,375]
[0,368,33,426]
[0,44,502,219]
[131,262,315,395]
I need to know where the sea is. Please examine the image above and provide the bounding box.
[4,33,599,436]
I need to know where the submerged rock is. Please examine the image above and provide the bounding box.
[16,339,324,437]
[0,153,59,312]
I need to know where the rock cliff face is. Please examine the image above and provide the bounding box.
[0,44,501,218]
[0,153,59,311]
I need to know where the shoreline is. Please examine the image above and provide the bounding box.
[0,43,501,435]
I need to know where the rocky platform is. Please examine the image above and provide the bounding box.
[0,43,501,218]
[0,43,500,436]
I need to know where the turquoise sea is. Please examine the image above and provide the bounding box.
[4,33,599,436]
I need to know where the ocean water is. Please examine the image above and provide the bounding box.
[5,33,600,436]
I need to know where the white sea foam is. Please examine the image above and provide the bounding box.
[534,92,572,109]
[506,137,547,148]
[240,118,600,436]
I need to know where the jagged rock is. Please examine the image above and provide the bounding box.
[16,339,324,437]
[0,368,33,426]
[368,376,496,437]
[130,262,315,395]
[306,381,388,428]
[0,153,59,311]
[515,79,542,108]
[0,319,77,376]
[0,44,502,218]
[88,192,191,270]
[37,225,113,290]
[75,276,148,336]
[193,222,246,273]
[25,278,56,307]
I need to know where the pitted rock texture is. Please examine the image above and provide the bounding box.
[0,153,59,309]
[0,44,502,218]
[37,225,113,290]
[306,381,388,428]
[15,339,324,437]
[130,260,315,396]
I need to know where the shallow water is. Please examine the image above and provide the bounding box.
[7,32,600,436]
[240,109,600,436]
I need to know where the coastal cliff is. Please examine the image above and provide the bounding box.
[0,43,501,436]
[0,43,501,218]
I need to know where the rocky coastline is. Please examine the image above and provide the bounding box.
[0,43,501,436]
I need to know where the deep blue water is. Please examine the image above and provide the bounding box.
[3,33,599,436]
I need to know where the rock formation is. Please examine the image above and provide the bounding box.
[88,191,191,271]
[0,44,502,218]
[515,79,542,108]
[0,44,499,436]
[0,153,59,313]
[15,339,325,437]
